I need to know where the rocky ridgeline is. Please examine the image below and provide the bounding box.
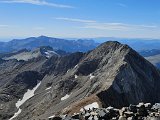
[49,103,160,120]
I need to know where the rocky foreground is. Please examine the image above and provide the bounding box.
[49,103,160,120]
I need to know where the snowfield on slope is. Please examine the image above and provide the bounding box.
[89,74,95,79]
[80,102,99,111]
[9,82,41,120]
[48,115,55,119]
[61,94,70,101]
[75,74,78,79]
[45,86,52,90]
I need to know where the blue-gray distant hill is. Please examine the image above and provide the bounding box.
[0,36,99,53]
[2,36,160,54]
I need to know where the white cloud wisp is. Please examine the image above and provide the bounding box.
[1,0,74,8]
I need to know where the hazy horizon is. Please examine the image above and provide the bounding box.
[1,35,160,42]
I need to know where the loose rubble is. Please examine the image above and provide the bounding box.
[49,103,160,120]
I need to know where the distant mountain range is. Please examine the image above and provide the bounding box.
[134,49,160,69]
[2,36,160,54]
[0,36,99,53]
[139,49,160,57]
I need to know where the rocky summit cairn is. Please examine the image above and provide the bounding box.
[49,103,160,120]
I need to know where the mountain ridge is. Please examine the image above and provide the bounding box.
[0,36,99,53]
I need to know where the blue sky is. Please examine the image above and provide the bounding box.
[0,0,160,40]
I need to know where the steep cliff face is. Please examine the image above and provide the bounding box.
[1,41,160,120]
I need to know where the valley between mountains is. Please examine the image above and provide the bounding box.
[0,41,160,120]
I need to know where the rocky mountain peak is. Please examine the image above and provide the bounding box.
[74,41,131,76]
[83,41,130,60]
[95,41,128,51]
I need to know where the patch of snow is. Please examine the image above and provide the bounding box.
[44,50,58,58]
[75,75,78,79]
[45,50,58,56]
[9,109,22,120]
[60,115,67,119]
[73,113,78,115]
[46,55,50,58]
[48,50,58,54]
[48,115,55,119]
[46,91,51,94]
[61,94,70,101]
[80,102,99,111]
[16,82,41,108]
[89,74,95,79]
[44,51,49,55]
[9,82,41,120]
[67,69,70,73]
[107,106,114,110]
[74,64,78,68]
[45,87,52,90]
[44,52,50,58]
